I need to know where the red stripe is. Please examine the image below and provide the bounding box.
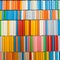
[29,52,32,60]
[29,21,31,35]
[22,20,25,36]
[18,20,22,36]
[49,36,52,51]
[54,35,58,51]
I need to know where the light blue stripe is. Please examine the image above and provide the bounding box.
[0,1,2,10]
[37,1,41,10]
[45,1,49,10]
[28,1,30,10]
[55,52,59,60]
[58,20,60,35]
[49,52,53,60]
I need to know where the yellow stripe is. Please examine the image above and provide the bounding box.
[6,36,8,52]
[7,21,10,35]
[36,52,39,60]
[20,1,22,10]
[31,20,36,35]
[25,20,29,35]
[11,36,14,52]
[41,52,43,60]
[35,20,39,35]
[4,36,6,52]
[0,11,2,20]
[40,10,43,19]
[2,36,5,52]
[10,36,12,52]
[46,52,49,60]
[43,52,45,60]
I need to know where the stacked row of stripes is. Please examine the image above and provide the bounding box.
[0,0,60,60]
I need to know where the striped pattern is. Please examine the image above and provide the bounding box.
[0,0,60,60]
[0,52,60,60]
[0,20,59,36]
[0,1,60,10]
[0,10,59,20]
[0,36,60,52]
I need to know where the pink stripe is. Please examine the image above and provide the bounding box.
[0,52,2,60]
[33,36,37,52]
[37,36,41,51]
[28,36,30,52]
[43,21,46,35]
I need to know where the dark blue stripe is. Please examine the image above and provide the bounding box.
[25,36,27,51]
[22,52,24,60]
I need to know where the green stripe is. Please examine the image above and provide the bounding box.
[44,52,46,60]
[2,53,5,60]
[0,21,1,36]
[58,10,60,20]
[43,36,46,51]
[55,0,58,9]
[4,11,6,20]
[30,36,33,52]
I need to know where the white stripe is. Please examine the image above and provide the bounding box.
[13,21,16,35]
[10,21,14,35]
[22,1,28,10]
[39,20,44,35]
[43,1,45,10]
[54,20,58,35]
[30,1,37,10]
[58,36,60,51]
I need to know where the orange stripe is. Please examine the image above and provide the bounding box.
[3,1,7,10]
[52,10,57,20]
[23,11,26,19]
[6,1,10,10]
[13,52,18,60]
[20,1,22,10]
[36,10,39,19]
[43,10,48,20]
[21,36,24,52]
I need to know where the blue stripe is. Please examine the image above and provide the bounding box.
[50,10,52,20]
[25,36,27,51]
[55,52,59,60]
[58,20,60,35]
[46,20,48,35]
[0,1,2,10]
[49,52,53,60]
[49,1,52,10]
[22,52,24,60]
[52,1,55,9]
[18,36,20,52]
[37,1,41,10]
[45,1,49,10]
[28,1,30,10]
[16,21,18,35]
